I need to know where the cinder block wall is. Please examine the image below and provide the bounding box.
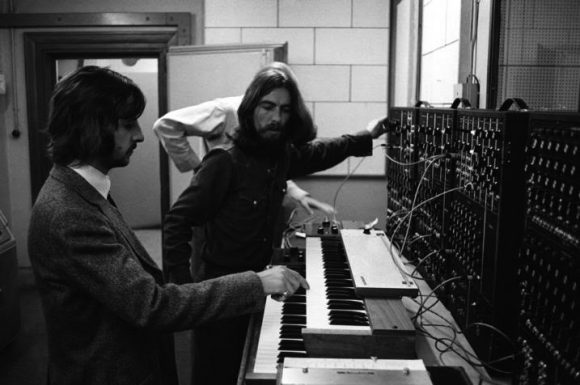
[204,0,390,176]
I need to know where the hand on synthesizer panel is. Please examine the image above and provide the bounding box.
[366,116,389,139]
[257,265,310,301]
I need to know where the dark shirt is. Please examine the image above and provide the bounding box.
[163,131,373,283]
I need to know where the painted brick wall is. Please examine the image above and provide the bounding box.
[205,0,390,175]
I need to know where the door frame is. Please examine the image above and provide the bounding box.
[10,13,191,219]
[24,31,178,210]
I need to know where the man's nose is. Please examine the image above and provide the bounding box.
[134,123,145,142]
[271,108,282,123]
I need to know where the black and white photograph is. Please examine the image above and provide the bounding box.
[0,1,578,385]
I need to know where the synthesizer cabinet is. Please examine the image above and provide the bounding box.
[446,108,529,370]
[385,107,419,251]
[385,108,417,252]
[385,107,456,262]
[386,105,530,373]
[387,105,579,383]
[516,112,579,385]
[413,108,456,270]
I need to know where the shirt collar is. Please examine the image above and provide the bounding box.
[69,164,111,199]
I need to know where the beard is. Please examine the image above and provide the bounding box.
[258,124,284,143]
[108,145,136,169]
[233,121,290,158]
[254,123,288,155]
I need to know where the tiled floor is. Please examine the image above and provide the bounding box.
[0,229,192,385]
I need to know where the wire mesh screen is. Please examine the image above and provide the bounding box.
[497,0,580,111]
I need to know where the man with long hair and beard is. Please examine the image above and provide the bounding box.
[163,62,387,384]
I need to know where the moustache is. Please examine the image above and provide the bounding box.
[265,123,282,131]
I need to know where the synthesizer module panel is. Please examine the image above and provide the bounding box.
[386,105,532,375]
[516,112,579,385]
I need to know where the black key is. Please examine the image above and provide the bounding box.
[325,278,353,287]
[324,270,351,279]
[280,325,304,339]
[329,309,368,319]
[327,299,365,310]
[282,315,306,324]
[326,288,356,298]
[323,262,349,269]
[329,317,370,326]
[284,295,306,304]
[283,303,306,315]
[294,287,306,296]
[279,339,305,351]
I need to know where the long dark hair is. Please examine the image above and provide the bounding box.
[46,66,145,166]
[235,62,316,149]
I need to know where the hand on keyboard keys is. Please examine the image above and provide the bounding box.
[257,265,310,301]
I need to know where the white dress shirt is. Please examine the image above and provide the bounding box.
[69,164,111,199]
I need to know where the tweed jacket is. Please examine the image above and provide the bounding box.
[28,165,265,385]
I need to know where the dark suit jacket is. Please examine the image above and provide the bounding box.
[28,165,265,385]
